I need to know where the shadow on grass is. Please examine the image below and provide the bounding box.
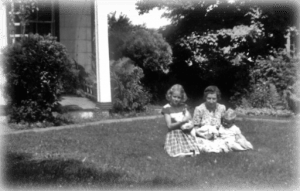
[0,147,213,191]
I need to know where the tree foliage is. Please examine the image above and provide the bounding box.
[108,13,172,72]
[108,13,173,101]
[108,12,135,60]
[136,0,299,102]
[123,29,172,72]
[179,2,298,64]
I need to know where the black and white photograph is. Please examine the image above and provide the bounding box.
[0,0,299,190]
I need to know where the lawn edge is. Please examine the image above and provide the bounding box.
[2,115,299,135]
[2,115,164,135]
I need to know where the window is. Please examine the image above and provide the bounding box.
[7,0,59,44]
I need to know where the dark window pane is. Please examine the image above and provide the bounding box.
[13,25,22,34]
[37,3,52,21]
[36,23,52,35]
[26,23,37,34]
[30,10,38,21]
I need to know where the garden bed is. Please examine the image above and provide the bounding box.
[235,107,294,118]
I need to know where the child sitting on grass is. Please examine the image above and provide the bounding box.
[218,108,253,152]
[161,84,200,157]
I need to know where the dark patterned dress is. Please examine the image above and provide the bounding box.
[161,104,200,157]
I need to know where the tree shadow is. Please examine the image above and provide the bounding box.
[0,146,213,191]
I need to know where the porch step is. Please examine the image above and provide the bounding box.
[58,96,109,119]
[59,96,99,111]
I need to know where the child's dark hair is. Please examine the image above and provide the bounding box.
[203,85,221,100]
[166,84,188,104]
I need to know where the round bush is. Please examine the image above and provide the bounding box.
[110,58,151,112]
[2,34,76,123]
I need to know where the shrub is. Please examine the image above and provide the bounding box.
[110,58,151,112]
[283,87,300,114]
[247,83,271,108]
[2,34,76,123]
[232,51,299,109]
[284,81,300,113]
[251,51,297,94]
[244,83,282,109]
[291,81,300,98]
[269,83,282,107]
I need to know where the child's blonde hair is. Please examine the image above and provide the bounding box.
[165,84,188,104]
[223,108,237,121]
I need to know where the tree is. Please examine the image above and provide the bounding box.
[108,14,173,101]
[123,29,172,72]
[108,12,135,60]
[122,29,173,101]
[136,0,299,100]
[108,13,172,72]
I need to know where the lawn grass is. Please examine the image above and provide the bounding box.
[2,118,299,190]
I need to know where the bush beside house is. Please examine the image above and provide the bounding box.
[110,58,151,113]
[2,34,78,124]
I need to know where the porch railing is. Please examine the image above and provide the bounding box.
[83,83,97,102]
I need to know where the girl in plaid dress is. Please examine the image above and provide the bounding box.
[161,84,200,157]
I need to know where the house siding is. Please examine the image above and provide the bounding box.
[59,0,94,74]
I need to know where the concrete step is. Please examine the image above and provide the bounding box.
[59,95,99,111]
[58,95,106,119]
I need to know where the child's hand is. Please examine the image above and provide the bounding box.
[182,116,190,123]
[181,120,193,130]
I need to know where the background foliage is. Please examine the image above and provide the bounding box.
[108,13,173,101]
[241,52,299,109]
[136,0,299,108]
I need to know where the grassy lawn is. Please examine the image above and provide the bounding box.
[2,118,299,190]
[6,104,164,130]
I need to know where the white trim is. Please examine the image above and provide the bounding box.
[0,2,8,52]
[9,34,28,37]
[0,2,7,106]
[94,0,112,103]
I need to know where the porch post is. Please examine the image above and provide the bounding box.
[0,1,8,106]
[94,0,112,110]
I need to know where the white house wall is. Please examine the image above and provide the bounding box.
[58,0,112,108]
[59,0,93,74]
[0,2,7,106]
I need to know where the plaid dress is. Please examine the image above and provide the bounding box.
[162,104,200,157]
